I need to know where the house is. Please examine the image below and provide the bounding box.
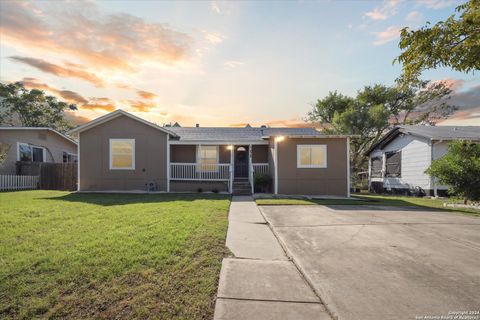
[0,127,78,175]
[366,125,480,196]
[69,109,351,196]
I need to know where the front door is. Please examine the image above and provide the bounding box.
[234,146,249,178]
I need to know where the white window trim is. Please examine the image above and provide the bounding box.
[297,144,327,168]
[17,142,46,162]
[109,139,135,170]
[196,145,219,172]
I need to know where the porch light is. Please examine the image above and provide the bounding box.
[227,145,233,150]
[275,136,285,142]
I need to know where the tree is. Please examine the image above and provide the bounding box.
[0,143,10,168]
[426,141,480,202]
[308,81,454,178]
[396,0,480,82]
[0,82,77,132]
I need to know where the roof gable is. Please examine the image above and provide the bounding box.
[68,109,177,137]
[0,127,77,145]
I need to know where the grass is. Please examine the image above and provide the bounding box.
[0,190,230,320]
[256,193,480,216]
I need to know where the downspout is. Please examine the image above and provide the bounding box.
[77,133,81,191]
[347,137,350,197]
[274,139,278,195]
[166,136,170,192]
[230,145,234,194]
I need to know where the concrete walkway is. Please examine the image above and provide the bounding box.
[214,196,331,320]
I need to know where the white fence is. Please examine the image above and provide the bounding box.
[0,175,39,191]
[170,163,231,181]
[253,163,269,176]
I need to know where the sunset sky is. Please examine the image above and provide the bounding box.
[1,0,479,127]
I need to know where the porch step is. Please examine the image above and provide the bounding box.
[233,180,252,195]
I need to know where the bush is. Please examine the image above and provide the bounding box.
[211,188,219,193]
[197,187,203,193]
[426,141,480,202]
[254,173,272,193]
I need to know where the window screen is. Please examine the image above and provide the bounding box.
[110,139,135,170]
[385,151,401,177]
[297,145,327,168]
[370,157,383,178]
[32,147,44,162]
[197,145,219,172]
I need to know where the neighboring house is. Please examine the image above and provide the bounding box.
[0,127,78,175]
[366,125,480,196]
[69,109,351,196]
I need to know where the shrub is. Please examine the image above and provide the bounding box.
[212,188,219,193]
[254,173,272,193]
[426,141,480,202]
[197,187,203,193]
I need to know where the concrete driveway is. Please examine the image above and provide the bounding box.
[259,205,480,320]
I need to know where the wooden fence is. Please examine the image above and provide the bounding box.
[0,175,39,191]
[16,162,77,191]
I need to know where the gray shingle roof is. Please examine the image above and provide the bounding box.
[366,125,480,155]
[399,125,480,140]
[168,126,321,141]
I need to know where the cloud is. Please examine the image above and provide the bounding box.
[11,56,105,87]
[364,0,402,21]
[416,0,456,9]
[224,60,245,68]
[372,26,402,45]
[137,90,157,100]
[434,78,465,91]
[127,100,156,112]
[210,1,222,14]
[20,77,88,104]
[405,11,423,24]
[81,98,117,112]
[202,31,226,44]
[0,1,192,73]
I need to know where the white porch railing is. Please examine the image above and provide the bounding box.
[170,163,231,181]
[0,175,39,191]
[252,163,269,176]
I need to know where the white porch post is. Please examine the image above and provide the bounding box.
[249,144,253,194]
[274,139,278,195]
[230,145,234,193]
[166,137,170,192]
[346,137,350,197]
[77,133,81,191]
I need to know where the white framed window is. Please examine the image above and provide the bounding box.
[63,151,78,163]
[17,143,45,162]
[297,144,327,168]
[196,145,219,172]
[109,139,135,170]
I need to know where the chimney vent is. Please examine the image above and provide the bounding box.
[196,123,200,128]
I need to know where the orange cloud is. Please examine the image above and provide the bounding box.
[11,56,105,87]
[128,100,156,112]
[137,90,157,100]
[20,78,88,104]
[0,1,192,73]
[81,98,117,112]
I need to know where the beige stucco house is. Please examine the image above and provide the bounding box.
[0,127,78,175]
[69,109,351,196]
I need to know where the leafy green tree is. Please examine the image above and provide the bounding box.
[426,141,480,202]
[396,0,480,81]
[0,143,10,168]
[0,82,77,132]
[308,81,453,177]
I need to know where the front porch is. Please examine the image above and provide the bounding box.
[168,144,271,194]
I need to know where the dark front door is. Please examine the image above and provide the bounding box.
[234,146,249,178]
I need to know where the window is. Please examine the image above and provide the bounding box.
[17,143,45,162]
[109,139,135,170]
[370,157,383,178]
[63,152,78,163]
[385,151,401,177]
[297,145,327,168]
[197,145,219,172]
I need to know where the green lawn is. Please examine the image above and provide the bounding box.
[0,191,230,320]
[256,194,480,216]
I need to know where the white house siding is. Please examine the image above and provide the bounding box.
[431,141,450,191]
[371,134,433,191]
